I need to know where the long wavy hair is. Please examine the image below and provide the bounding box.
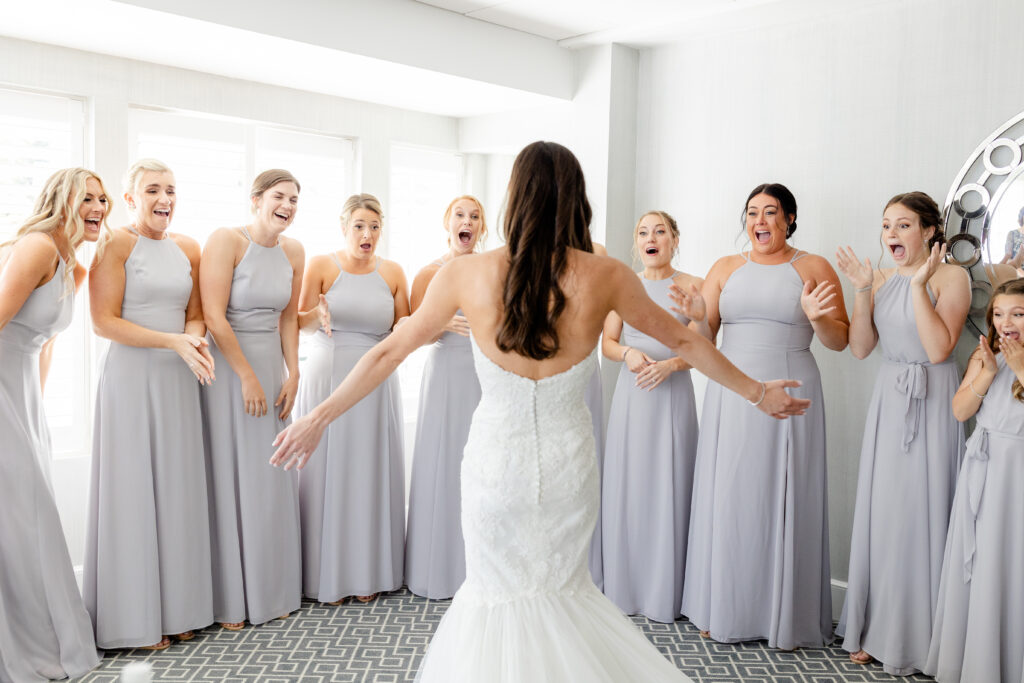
[1,168,112,294]
[497,141,593,360]
[986,278,1024,403]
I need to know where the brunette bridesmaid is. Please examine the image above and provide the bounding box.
[835,192,969,674]
[85,159,215,650]
[200,170,305,629]
[0,168,106,680]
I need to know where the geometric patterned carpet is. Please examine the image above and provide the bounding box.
[79,589,933,682]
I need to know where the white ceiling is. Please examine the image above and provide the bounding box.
[414,0,783,44]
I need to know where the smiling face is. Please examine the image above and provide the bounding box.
[79,176,108,243]
[343,207,381,258]
[992,293,1024,344]
[745,193,792,255]
[635,213,677,269]
[881,202,934,267]
[446,198,483,254]
[126,170,175,234]
[254,180,299,234]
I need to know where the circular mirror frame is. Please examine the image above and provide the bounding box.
[942,109,1024,336]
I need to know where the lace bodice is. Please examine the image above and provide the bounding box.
[459,338,600,603]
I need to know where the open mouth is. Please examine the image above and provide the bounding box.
[1002,330,1021,340]
[889,244,905,259]
[359,242,372,252]
[645,246,658,255]
[154,209,170,218]
[755,230,771,244]
[274,211,290,221]
[458,229,473,245]
[84,218,101,231]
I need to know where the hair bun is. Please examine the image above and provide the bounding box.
[786,221,797,238]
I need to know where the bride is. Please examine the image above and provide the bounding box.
[271,141,810,681]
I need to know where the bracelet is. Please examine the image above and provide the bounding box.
[748,381,767,406]
[622,346,632,363]
[969,379,987,399]
[855,284,872,293]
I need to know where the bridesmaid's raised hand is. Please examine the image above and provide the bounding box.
[317,293,332,337]
[668,283,706,322]
[800,280,838,321]
[835,246,873,290]
[1001,336,1024,380]
[977,335,999,379]
[911,243,946,288]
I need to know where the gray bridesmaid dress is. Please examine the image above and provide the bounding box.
[0,253,100,681]
[680,251,832,649]
[405,299,481,599]
[84,231,214,648]
[296,255,404,601]
[602,274,697,623]
[201,228,301,625]
[837,274,964,675]
[585,365,605,589]
[926,355,1024,683]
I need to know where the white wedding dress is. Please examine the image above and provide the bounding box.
[415,338,691,682]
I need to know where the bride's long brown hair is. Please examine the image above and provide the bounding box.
[497,141,593,360]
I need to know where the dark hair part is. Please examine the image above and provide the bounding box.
[745,183,798,238]
[986,278,1024,403]
[497,141,593,360]
[885,191,945,248]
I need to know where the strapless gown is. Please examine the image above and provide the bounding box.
[414,337,690,682]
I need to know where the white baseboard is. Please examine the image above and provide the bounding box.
[831,578,848,622]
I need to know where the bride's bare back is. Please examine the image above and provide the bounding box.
[433,247,650,380]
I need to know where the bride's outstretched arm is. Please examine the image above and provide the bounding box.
[270,261,462,470]
[608,261,810,419]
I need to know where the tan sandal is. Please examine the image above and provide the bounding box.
[850,650,873,665]
[171,631,195,641]
[699,630,710,639]
[277,613,290,620]
[138,636,171,651]
[355,593,378,603]
[220,622,245,631]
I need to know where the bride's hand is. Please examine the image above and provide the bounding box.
[270,415,325,470]
[756,379,810,419]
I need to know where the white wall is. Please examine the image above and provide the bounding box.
[633,0,1024,605]
[0,36,460,567]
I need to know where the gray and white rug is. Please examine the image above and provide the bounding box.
[80,589,932,682]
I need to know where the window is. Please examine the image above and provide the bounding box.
[130,108,355,249]
[0,88,88,458]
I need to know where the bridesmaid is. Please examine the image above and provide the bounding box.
[601,211,705,623]
[0,168,106,681]
[835,192,969,674]
[406,195,486,599]
[586,241,608,590]
[926,278,1024,683]
[200,170,305,629]
[85,158,215,650]
[295,193,409,603]
[679,183,848,649]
